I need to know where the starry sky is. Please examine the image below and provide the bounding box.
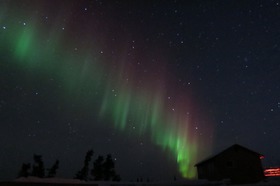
[1,0,280,182]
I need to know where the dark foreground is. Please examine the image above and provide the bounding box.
[0,183,223,186]
[0,181,225,186]
[1,177,280,186]
[0,183,97,186]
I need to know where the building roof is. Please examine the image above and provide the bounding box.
[195,144,264,166]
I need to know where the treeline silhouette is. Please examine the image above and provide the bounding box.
[18,150,120,181]
[18,154,59,178]
[74,150,120,181]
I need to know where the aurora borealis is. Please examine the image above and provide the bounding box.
[1,9,207,178]
[1,0,280,182]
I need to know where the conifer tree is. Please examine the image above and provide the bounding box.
[103,154,115,180]
[75,150,93,181]
[32,154,45,178]
[91,155,104,180]
[18,163,31,177]
[91,154,121,181]
[47,160,59,178]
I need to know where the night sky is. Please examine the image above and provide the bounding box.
[1,0,280,182]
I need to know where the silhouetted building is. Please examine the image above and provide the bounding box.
[195,144,264,184]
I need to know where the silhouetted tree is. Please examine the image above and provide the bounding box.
[107,154,120,181]
[91,154,120,181]
[47,160,59,178]
[75,150,93,181]
[103,154,115,180]
[18,163,31,177]
[32,154,45,178]
[91,155,104,180]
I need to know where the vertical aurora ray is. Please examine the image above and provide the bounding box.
[1,17,212,179]
[99,75,202,178]
[14,28,33,59]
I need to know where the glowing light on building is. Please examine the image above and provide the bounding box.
[264,167,280,177]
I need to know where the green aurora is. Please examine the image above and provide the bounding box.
[1,21,212,179]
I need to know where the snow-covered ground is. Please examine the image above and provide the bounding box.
[0,176,278,186]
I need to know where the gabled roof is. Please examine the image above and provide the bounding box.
[195,144,264,166]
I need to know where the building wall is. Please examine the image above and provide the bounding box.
[197,146,264,183]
